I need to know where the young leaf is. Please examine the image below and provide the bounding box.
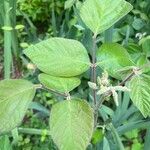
[0,79,36,133]
[97,43,135,79]
[50,99,94,150]
[129,74,150,118]
[24,38,90,77]
[80,0,133,34]
[38,73,81,93]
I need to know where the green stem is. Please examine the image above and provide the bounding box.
[91,34,97,105]
[4,0,12,79]
[18,128,51,136]
[91,34,98,127]
[51,0,57,37]
[42,85,68,98]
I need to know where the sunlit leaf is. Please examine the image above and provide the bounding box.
[50,99,94,150]
[24,38,90,77]
[80,0,133,34]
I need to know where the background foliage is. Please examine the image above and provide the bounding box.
[0,0,150,149]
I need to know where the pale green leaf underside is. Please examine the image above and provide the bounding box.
[50,99,94,150]
[129,74,150,118]
[38,73,81,93]
[80,0,133,34]
[97,43,135,79]
[24,38,90,77]
[0,79,36,133]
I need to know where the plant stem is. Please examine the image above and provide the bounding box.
[91,34,97,105]
[42,85,68,98]
[18,128,51,136]
[91,34,98,127]
[4,0,12,79]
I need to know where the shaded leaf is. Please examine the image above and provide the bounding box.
[97,43,135,79]
[65,0,76,9]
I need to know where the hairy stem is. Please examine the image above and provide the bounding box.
[91,34,97,105]
[91,34,98,127]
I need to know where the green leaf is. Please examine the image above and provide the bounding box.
[129,74,150,118]
[38,73,81,93]
[97,43,135,79]
[0,79,36,133]
[15,24,25,30]
[103,137,110,150]
[139,36,150,57]
[0,135,12,150]
[50,99,94,150]
[80,0,133,34]
[132,18,145,30]
[91,128,104,145]
[24,38,90,77]
[1,26,13,31]
[65,0,76,9]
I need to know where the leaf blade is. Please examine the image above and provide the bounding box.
[97,43,135,79]
[50,99,94,150]
[129,74,150,117]
[80,0,133,34]
[39,74,81,93]
[0,79,36,133]
[24,38,90,77]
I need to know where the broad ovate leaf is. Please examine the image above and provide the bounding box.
[97,43,135,79]
[80,0,133,34]
[24,38,90,77]
[129,74,150,118]
[50,99,94,150]
[0,79,36,133]
[38,73,81,93]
